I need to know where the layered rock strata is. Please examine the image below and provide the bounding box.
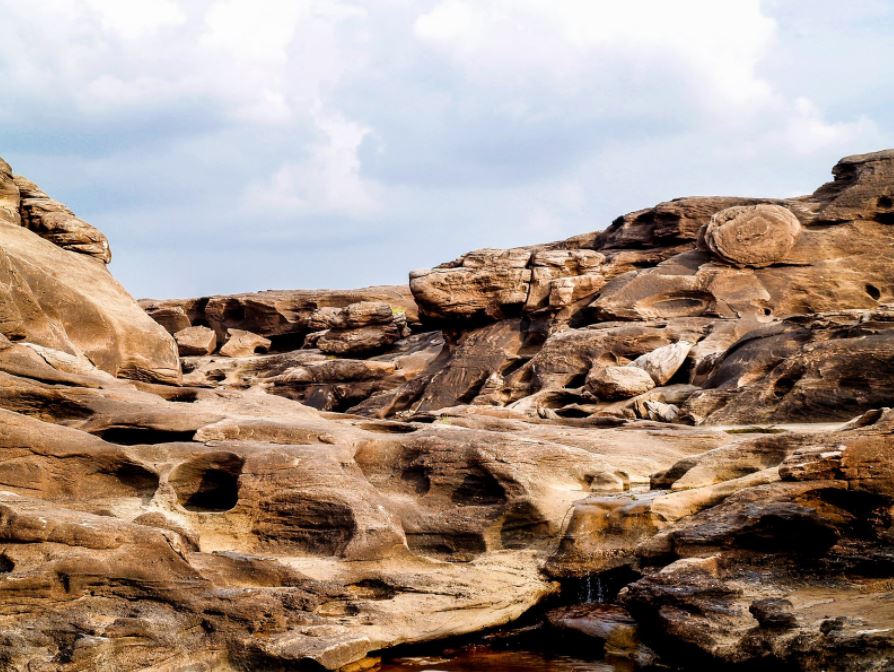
[1,151,893,671]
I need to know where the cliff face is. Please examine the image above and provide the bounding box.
[0,153,892,671]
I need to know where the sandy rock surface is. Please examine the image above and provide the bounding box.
[1,151,893,670]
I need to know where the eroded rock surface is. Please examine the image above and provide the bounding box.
[3,150,894,670]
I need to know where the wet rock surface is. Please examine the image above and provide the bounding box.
[1,152,893,670]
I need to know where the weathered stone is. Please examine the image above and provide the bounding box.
[701,203,802,268]
[219,328,272,357]
[410,248,533,323]
[174,325,217,356]
[0,161,179,383]
[2,149,894,672]
[586,365,656,400]
[630,340,693,385]
[13,175,112,263]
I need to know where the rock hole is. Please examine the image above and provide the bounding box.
[358,421,418,434]
[108,463,160,501]
[565,371,589,389]
[0,554,14,573]
[404,532,487,558]
[500,500,551,548]
[400,465,431,494]
[866,284,881,301]
[763,307,773,316]
[772,373,800,399]
[878,196,893,209]
[451,466,506,506]
[221,301,246,324]
[170,453,244,512]
[500,357,530,379]
[348,579,398,600]
[166,389,200,403]
[267,332,305,353]
[96,427,196,445]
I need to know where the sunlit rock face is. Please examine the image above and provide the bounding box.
[1,151,893,670]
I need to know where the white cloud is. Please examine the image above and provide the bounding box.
[414,0,777,110]
[782,97,879,156]
[244,111,380,217]
[0,0,890,298]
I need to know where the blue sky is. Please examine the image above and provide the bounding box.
[1,0,892,298]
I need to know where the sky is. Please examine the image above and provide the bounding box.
[1,0,892,299]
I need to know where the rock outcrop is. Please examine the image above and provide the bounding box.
[2,150,894,671]
[0,159,179,383]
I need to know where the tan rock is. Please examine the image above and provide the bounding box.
[174,325,217,356]
[701,204,801,268]
[586,365,656,399]
[219,328,271,357]
[0,162,179,383]
[13,175,112,263]
[630,340,694,385]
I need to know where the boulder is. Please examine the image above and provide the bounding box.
[219,328,271,357]
[174,325,217,356]
[586,365,656,400]
[630,340,694,385]
[700,203,801,268]
[410,248,533,323]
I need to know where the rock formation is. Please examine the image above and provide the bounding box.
[0,150,893,671]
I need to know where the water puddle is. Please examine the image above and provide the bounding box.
[381,647,635,671]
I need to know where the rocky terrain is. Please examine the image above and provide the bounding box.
[0,150,892,671]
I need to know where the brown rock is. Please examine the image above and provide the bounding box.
[13,175,112,263]
[701,203,802,268]
[219,328,272,357]
[630,340,693,385]
[586,365,656,399]
[174,325,217,356]
[410,248,532,323]
[0,159,179,383]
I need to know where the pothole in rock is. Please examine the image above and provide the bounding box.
[358,421,419,434]
[96,427,197,445]
[451,466,507,506]
[170,452,244,512]
[107,462,160,502]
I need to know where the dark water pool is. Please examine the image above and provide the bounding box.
[381,647,636,671]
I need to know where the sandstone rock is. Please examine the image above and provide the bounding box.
[809,148,894,224]
[599,196,773,250]
[687,309,894,424]
[701,203,802,268]
[13,175,112,263]
[3,148,894,671]
[410,248,533,323]
[0,159,179,383]
[174,325,217,356]
[219,328,271,357]
[586,365,656,400]
[142,286,418,345]
[630,340,693,385]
